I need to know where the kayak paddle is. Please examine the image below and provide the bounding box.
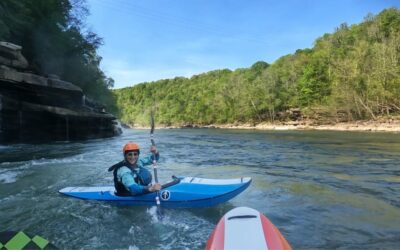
[150,109,163,219]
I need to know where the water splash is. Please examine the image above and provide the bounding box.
[0,170,18,183]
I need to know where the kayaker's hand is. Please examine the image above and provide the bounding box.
[149,183,161,192]
[150,145,157,154]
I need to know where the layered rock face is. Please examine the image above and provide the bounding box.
[0,41,122,143]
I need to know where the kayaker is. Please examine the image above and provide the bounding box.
[108,142,161,196]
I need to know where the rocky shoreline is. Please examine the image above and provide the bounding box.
[129,117,400,132]
[205,120,400,132]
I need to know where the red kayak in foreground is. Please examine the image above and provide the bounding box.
[205,207,292,250]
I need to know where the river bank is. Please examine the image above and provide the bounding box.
[205,119,400,132]
[130,117,400,132]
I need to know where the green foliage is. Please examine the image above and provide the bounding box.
[0,0,116,111]
[298,61,330,106]
[114,8,400,125]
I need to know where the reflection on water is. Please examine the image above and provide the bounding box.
[0,129,399,249]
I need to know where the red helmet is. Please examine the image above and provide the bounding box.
[123,142,140,154]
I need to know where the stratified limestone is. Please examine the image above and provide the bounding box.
[0,42,122,143]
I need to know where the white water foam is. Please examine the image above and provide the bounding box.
[0,154,86,168]
[0,161,32,184]
[147,206,161,223]
[0,154,88,184]
[0,155,89,183]
[0,170,19,183]
[29,155,86,166]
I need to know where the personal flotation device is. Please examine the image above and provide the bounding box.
[108,160,152,196]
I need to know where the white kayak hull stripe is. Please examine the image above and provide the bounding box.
[180,177,251,185]
[205,207,292,250]
[224,207,268,250]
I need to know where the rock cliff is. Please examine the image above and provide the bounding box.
[0,41,122,143]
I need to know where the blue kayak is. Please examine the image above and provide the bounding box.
[59,176,251,208]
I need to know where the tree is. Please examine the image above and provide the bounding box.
[0,0,115,111]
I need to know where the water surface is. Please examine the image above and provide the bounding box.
[1,129,399,249]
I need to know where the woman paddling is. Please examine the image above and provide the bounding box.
[108,142,161,196]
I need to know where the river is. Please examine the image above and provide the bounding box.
[1,128,399,249]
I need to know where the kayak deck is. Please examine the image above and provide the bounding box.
[206,207,292,250]
[59,176,251,208]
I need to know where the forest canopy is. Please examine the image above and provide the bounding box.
[114,8,400,126]
[2,3,398,124]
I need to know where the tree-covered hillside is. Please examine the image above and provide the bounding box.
[114,8,400,126]
[0,0,115,110]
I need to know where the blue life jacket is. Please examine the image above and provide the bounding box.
[108,160,152,196]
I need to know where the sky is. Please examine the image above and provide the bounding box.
[85,0,400,89]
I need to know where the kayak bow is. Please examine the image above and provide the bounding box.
[206,207,292,250]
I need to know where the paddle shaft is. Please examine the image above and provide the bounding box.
[150,137,159,183]
[150,112,162,210]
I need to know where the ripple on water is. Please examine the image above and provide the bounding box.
[144,208,213,250]
[1,129,400,249]
[286,181,400,228]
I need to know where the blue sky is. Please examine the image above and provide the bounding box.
[86,0,400,89]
